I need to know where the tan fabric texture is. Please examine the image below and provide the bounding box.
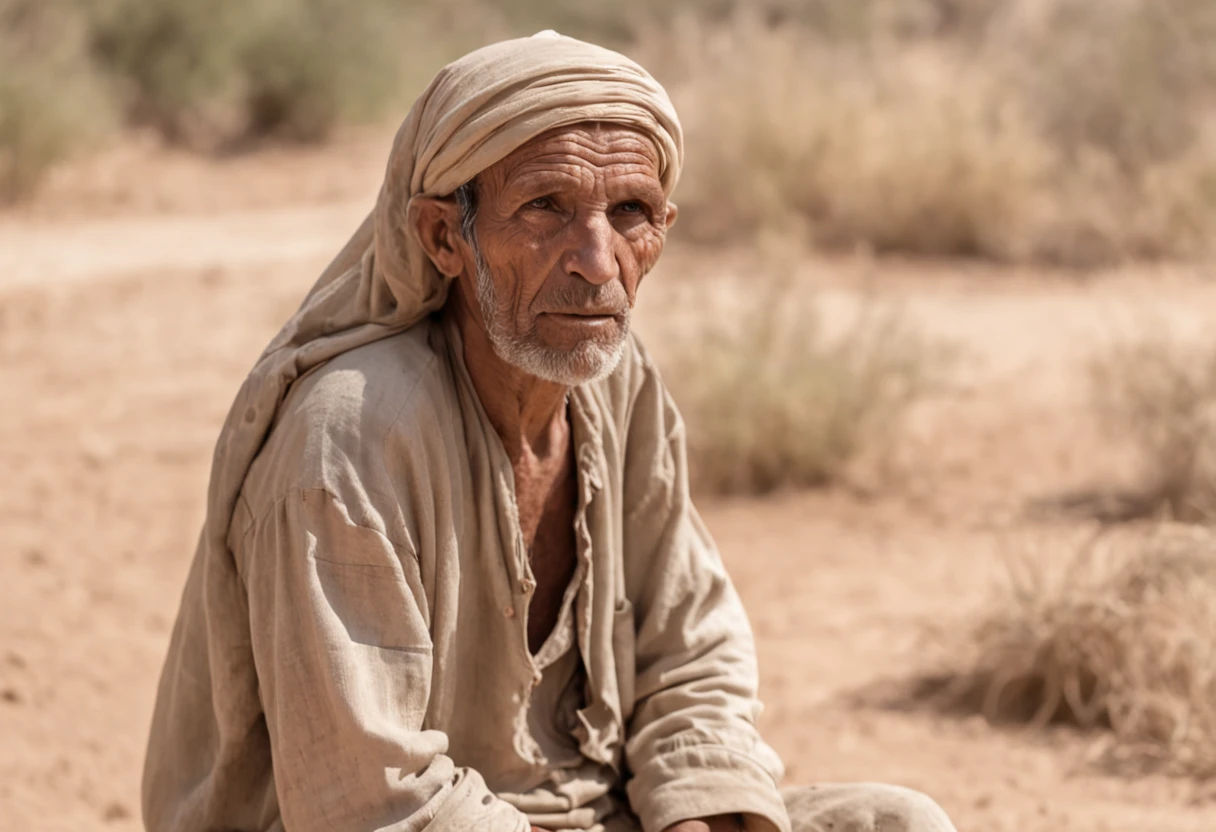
[144,316,789,831]
[142,32,793,832]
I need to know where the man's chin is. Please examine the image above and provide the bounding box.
[494,334,628,387]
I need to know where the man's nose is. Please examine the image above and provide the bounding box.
[563,212,620,286]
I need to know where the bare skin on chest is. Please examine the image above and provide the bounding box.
[511,420,579,655]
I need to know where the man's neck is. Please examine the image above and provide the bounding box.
[446,285,570,464]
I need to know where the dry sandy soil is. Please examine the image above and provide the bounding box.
[2,131,1215,831]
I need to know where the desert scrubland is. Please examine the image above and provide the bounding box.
[3,2,1216,830]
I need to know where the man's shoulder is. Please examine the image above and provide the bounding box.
[240,322,453,516]
[287,324,443,429]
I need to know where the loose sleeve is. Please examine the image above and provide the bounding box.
[239,486,529,832]
[619,364,790,832]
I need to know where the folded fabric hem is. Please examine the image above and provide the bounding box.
[627,745,790,832]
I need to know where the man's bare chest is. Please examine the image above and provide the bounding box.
[513,449,579,655]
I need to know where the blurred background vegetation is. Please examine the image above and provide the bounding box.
[2,0,1216,266]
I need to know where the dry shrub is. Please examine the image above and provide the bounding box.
[1008,0,1216,265]
[1026,145,1216,267]
[649,15,1046,261]
[1018,0,1216,170]
[920,525,1216,778]
[0,0,116,200]
[494,0,690,45]
[6,0,1216,254]
[662,278,941,494]
[637,2,1216,266]
[759,0,1003,40]
[1090,336,1216,523]
[498,0,1003,43]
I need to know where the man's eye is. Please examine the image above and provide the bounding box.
[618,201,644,214]
[528,197,553,210]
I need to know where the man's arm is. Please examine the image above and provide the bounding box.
[619,359,790,832]
[239,486,530,832]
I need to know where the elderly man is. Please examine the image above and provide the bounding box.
[143,34,956,832]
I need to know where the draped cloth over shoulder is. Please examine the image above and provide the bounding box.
[206,32,683,565]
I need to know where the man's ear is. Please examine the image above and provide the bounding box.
[664,200,679,230]
[409,196,466,278]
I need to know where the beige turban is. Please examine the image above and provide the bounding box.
[201,33,683,569]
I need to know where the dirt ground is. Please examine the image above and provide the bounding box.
[2,131,1215,831]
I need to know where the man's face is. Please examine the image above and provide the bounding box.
[459,123,673,385]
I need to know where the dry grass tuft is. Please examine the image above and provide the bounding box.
[661,276,942,495]
[918,525,1216,778]
[1090,336,1216,523]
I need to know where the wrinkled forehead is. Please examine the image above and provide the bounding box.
[478,121,662,187]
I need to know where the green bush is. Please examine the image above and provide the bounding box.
[239,0,419,142]
[87,0,246,143]
[87,0,457,146]
[0,0,115,201]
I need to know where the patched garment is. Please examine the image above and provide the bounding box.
[143,316,789,832]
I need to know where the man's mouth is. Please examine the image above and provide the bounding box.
[541,310,625,325]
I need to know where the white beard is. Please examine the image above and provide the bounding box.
[470,243,629,387]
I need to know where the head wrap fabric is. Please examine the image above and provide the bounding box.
[202,33,683,571]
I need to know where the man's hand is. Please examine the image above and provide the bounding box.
[662,816,745,832]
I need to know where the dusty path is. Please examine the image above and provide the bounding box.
[2,140,1214,831]
[0,202,366,289]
